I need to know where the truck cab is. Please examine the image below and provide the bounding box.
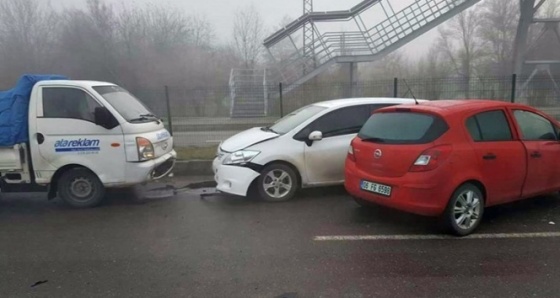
[0,75,176,208]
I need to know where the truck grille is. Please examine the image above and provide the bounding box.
[152,158,175,179]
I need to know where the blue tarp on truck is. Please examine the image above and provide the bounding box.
[0,74,68,147]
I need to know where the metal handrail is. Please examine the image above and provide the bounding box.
[264,0,381,47]
[265,0,480,87]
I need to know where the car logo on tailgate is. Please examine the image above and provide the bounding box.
[374,149,382,159]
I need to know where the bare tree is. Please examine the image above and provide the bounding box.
[189,15,214,48]
[438,10,485,97]
[141,4,191,52]
[0,0,236,94]
[478,0,519,75]
[414,47,452,99]
[360,51,410,80]
[0,0,59,84]
[232,3,265,69]
[416,47,450,78]
[56,0,119,82]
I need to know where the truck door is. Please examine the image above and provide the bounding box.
[33,86,126,184]
[511,109,560,197]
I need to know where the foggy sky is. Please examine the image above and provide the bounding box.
[54,0,441,59]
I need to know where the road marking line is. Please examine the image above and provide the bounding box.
[205,140,222,143]
[313,232,560,241]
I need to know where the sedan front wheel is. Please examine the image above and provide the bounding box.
[257,163,298,202]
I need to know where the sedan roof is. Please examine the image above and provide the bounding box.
[313,97,426,109]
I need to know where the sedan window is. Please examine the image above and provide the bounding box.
[304,104,392,138]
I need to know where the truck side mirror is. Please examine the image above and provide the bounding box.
[94,107,118,129]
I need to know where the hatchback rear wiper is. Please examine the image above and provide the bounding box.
[361,137,385,143]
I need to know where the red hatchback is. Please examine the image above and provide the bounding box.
[345,99,560,235]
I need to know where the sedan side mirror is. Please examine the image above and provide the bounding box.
[308,131,323,141]
[94,107,119,129]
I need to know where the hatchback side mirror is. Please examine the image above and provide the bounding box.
[94,107,118,129]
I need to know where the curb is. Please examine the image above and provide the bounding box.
[173,160,213,176]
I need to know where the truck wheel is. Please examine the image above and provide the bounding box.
[258,163,298,202]
[444,183,485,236]
[58,168,106,208]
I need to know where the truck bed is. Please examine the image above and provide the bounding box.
[0,144,25,171]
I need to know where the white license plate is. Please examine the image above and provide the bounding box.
[360,180,392,197]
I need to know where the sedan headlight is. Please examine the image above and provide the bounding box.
[216,142,222,156]
[136,137,155,161]
[222,150,260,165]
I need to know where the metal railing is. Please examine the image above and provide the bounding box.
[264,0,482,90]
[134,75,560,151]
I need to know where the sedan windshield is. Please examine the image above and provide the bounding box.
[93,85,156,122]
[269,105,326,134]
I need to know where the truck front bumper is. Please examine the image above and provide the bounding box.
[118,150,177,187]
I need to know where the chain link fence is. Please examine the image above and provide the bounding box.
[133,75,560,156]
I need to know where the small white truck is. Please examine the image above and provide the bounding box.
[0,74,176,208]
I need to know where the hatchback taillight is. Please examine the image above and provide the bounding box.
[409,145,452,172]
[347,144,356,162]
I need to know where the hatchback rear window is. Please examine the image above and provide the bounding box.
[358,112,448,144]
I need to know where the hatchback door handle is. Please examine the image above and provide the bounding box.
[483,153,496,160]
[530,151,542,158]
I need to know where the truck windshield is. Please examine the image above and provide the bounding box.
[93,85,156,123]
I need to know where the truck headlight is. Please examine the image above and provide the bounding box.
[136,137,155,161]
[222,150,260,165]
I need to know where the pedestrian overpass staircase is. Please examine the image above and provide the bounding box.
[229,69,268,118]
[229,0,481,117]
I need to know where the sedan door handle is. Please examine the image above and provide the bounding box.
[483,153,496,160]
[530,151,542,158]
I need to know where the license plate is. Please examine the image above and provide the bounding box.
[360,180,392,197]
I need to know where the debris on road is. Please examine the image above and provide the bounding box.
[31,280,48,287]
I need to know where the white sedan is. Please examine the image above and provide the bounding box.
[213,97,423,201]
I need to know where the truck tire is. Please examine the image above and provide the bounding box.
[58,168,106,208]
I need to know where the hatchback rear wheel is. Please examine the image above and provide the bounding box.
[444,183,484,236]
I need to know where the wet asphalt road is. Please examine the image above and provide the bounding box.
[2,185,560,298]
